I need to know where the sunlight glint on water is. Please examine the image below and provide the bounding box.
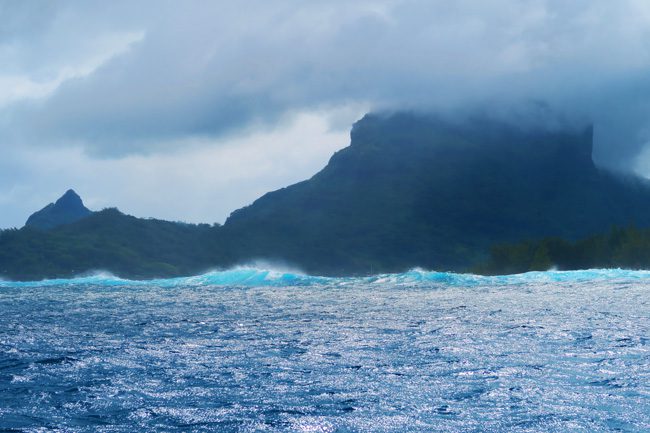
[0,269,649,432]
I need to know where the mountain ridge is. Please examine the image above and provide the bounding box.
[4,112,650,280]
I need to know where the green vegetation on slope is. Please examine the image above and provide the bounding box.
[477,225,650,274]
[0,209,232,280]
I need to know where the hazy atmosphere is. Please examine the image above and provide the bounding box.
[3,0,650,228]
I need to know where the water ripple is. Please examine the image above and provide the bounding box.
[0,270,649,431]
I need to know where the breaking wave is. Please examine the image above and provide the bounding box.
[2,267,650,288]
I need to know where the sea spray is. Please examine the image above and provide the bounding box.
[2,267,650,289]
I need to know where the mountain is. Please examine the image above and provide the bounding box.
[25,189,93,230]
[4,111,650,280]
[222,112,650,274]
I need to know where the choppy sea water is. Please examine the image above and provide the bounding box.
[1,268,649,432]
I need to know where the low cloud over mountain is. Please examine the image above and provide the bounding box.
[3,0,650,227]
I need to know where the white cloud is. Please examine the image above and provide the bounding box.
[0,30,144,107]
[3,0,650,163]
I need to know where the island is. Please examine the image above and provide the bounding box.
[3,112,650,280]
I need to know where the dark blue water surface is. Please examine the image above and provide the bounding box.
[1,268,649,432]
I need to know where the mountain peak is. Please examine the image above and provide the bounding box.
[56,189,84,207]
[350,112,594,163]
[25,189,93,230]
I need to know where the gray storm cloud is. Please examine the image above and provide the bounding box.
[3,0,650,168]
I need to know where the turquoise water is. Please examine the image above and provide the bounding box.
[1,268,649,432]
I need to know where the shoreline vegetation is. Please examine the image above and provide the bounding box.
[476,225,650,275]
[3,216,650,281]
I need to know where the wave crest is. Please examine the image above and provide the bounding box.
[2,267,650,288]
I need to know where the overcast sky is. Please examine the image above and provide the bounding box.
[3,0,650,228]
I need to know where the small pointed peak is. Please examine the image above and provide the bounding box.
[56,189,83,206]
[26,189,93,230]
[61,189,81,199]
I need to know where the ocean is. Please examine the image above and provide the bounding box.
[1,268,649,432]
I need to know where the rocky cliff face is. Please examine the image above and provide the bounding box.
[25,189,93,230]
